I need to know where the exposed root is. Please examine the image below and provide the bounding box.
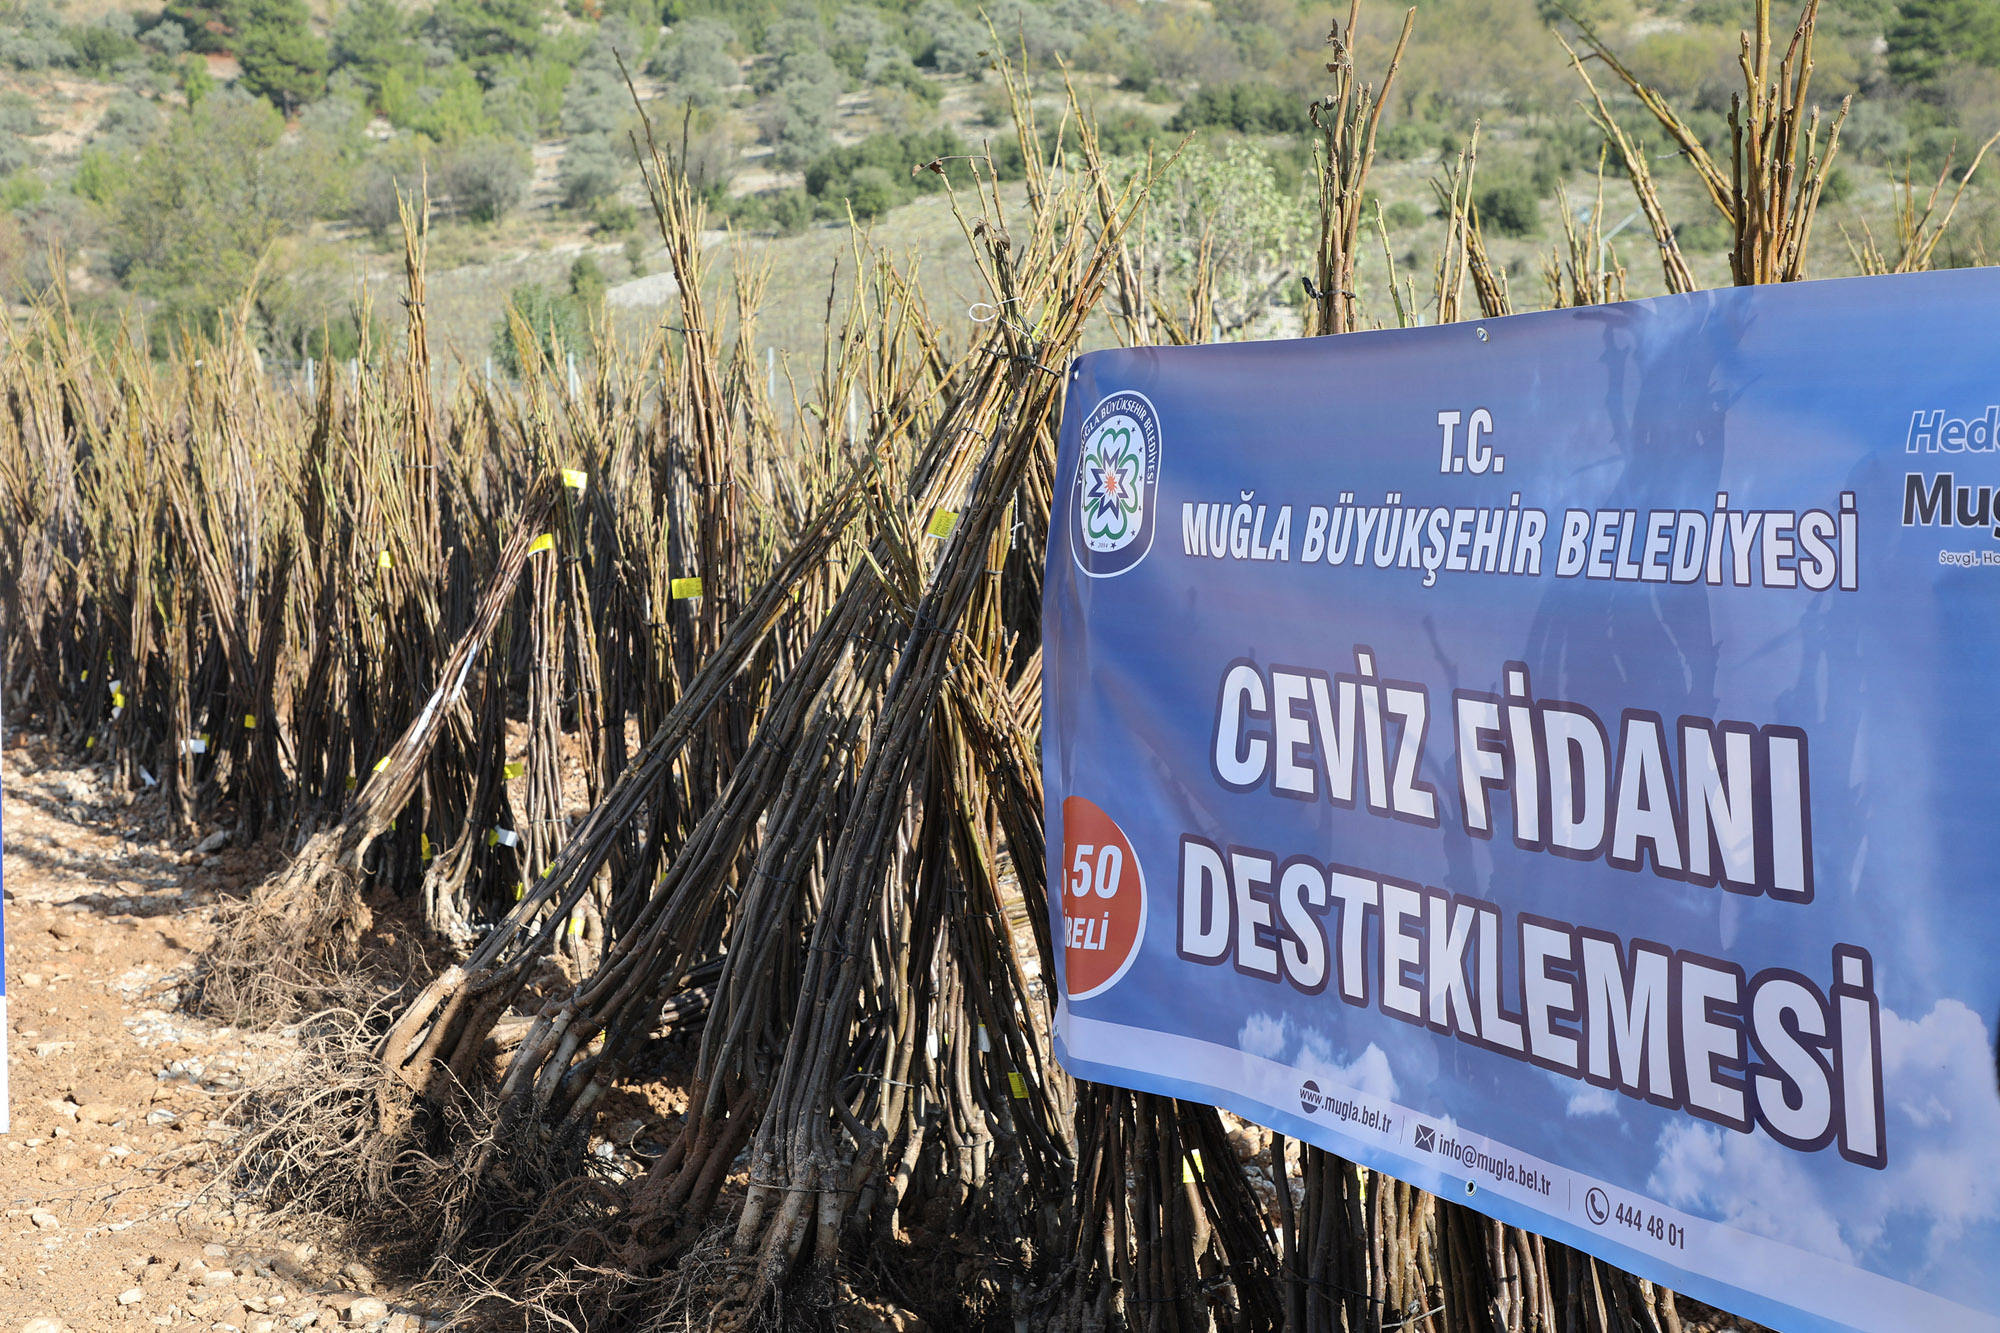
[192,842,378,1025]
[217,1002,981,1332]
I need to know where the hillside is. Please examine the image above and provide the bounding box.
[2,0,1998,365]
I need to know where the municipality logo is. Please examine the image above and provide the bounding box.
[1070,390,1161,578]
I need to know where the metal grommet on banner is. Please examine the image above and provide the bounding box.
[1476,326,1490,342]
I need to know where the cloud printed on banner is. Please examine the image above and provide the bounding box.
[1237,1012,1398,1102]
[1649,998,2000,1286]
[1564,1081,1620,1118]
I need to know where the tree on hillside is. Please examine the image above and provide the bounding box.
[234,0,328,113]
[0,93,49,176]
[425,0,546,76]
[555,19,640,211]
[161,0,233,53]
[108,91,336,336]
[910,0,986,74]
[490,278,584,376]
[1887,0,2000,85]
[755,19,842,169]
[442,135,530,221]
[559,134,621,209]
[647,15,737,105]
[330,0,415,102]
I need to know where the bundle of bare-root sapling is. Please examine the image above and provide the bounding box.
[198,483,559,1024]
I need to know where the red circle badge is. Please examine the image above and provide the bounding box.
[1059,796,1148,1000]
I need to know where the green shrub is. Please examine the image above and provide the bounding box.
[109,91,335,333]
[1168,80,1301,136]
[770,187,811,234]
[843,165,896,219]
[559,133,622,211]
[380,63,494,141]
[0,3,76,69]
[67,19,142,74]
[871,57,940,106]
[1476,178,1541,237]
[649,15,737,105]
[442,136,531,223]
[1529,118,1608,191]
[0,95,47,175]
[569,254,606,317]
[1912,126,1970,179]
[803,127,963,216]
[1375,120,1445,162]
[141,19,189,58]
[591,196,640,234]
[492,281,583,377]
[1675,217,1733,252]
[1383,200,1425,230]
[1083,112,1165,159]
[73,146,125,204]
[352,156,420,237]
[911,0,986,74]
[0,169,45,212]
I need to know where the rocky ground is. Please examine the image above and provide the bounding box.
[0,727,1761,1333]
[0,733,432,1333]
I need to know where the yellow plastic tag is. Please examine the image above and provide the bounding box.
[568,916,583,937]
[513,883,525,900]
[486,828,498,847]
[420,834,433,859]
[671,576,703,599]
[85,736,95,749]
[1182,1149,1205,1184]
[377,549,392,569]
[1007,1071,1029,1100]
[111,690,125,708]
[527,533,554,555]
[926,509,960,539]
[561,468,587,491]
[80,670,87,682]
[503,760,524,780]
[373,756,390,773]
[243,713,256,730]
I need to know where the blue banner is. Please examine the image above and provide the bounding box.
[1043,268,2000,1333]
